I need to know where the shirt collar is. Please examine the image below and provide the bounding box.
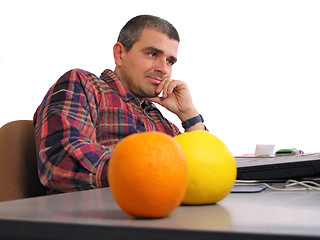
[100,69,156,109]
[100,69,136,102]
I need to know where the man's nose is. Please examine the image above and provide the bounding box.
[155,58,168,75]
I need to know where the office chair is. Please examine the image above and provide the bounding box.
[0,120,46,201]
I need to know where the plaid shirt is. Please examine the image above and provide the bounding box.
[34,69,180,193]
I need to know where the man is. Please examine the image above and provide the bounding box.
[34,15,205,193]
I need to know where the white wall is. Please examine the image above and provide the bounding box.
[1,0,319,156]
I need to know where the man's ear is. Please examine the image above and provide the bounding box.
[113,42,126,66]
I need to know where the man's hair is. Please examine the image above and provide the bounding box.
[117,15,180,51]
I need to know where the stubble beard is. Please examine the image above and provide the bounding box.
[121,70,158,99]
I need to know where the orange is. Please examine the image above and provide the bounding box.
[108,132,188,218]
[174,130,236,205]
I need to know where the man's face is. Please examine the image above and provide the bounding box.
[115,28,179,98]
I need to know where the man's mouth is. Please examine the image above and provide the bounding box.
[146,73,166,85]
[148,77,162,85]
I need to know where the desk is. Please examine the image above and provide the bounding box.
[0,185,319,240]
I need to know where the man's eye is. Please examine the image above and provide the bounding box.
[148,52,156,58]
[167,59,175,66]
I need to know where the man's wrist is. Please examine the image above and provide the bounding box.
[177,108,199,122]
[181,114,204,130]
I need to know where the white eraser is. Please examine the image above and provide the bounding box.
[255,144,275,157]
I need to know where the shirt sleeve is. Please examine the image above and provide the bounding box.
[34,69,110,192]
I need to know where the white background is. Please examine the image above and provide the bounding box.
[0,0,319,156]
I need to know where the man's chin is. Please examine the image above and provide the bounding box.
[142,95,158,100]
[137,90,160,99]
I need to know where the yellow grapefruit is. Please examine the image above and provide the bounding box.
[174,130,236,205]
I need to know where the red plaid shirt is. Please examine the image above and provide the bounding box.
[34,69,180,193]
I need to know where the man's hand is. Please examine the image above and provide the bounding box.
[144,78,205,131]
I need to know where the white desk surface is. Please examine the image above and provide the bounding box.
[0,185,319,240]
